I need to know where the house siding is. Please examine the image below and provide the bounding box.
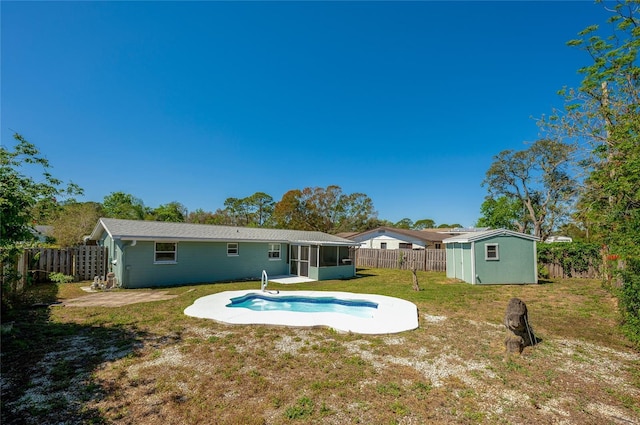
[473,235,537,284]
[120,240,290,288]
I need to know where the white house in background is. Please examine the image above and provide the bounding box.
[545,235,573,243]
[346,227,448,250]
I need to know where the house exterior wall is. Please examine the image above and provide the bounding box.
[473,235,537,284]
[356,235,427,250]
[102,238,291,288]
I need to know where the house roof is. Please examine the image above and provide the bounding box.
[348,226,448,243]
[443,228,540,243]
[89,218,358,246]
[422,227,490,235]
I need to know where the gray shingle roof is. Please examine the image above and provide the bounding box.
[90,218,357,245]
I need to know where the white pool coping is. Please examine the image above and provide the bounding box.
[184,290,419,334]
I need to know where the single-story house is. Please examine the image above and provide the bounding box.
[89,218,358,289]
[444,228,539,284]
[347,226,447,250]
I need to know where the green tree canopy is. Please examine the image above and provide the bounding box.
[1,133,83,247]
[272,185,377,233]
[102,191,148,220]
[1,133,82,305]
[476,196,526,232]
[394,218,413,229]
[482,139,577,240]
[545,0,640,344]
[413,218,436,230]
[151,201,187,222]
[50,202,103,247]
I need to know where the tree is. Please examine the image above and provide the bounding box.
[437,223,462,229]
[1,133,82,304]
[187,208,219,224]
[332,192,378,233]
[476,196,526,232]
[102,192,148,220]
[394,218,414,229]
[50,202,103,247]
[219,192,275,227]
[272,186,377,233]
[151,201,187,222]
[245,192,275,227]
[413,218,436,230]
[482,139,577,240]
[544,0,640,344]
[272,189,308,230]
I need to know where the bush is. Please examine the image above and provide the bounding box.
[537,242,601,277]
[619,259,640,347]
[49,272,74,284]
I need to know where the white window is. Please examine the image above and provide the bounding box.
[155,242,177,263]
[268,243,281,259]
[227,243,239,256]
[485,244,499,261]
[380,242,387,249]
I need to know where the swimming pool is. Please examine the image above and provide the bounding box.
[226,293,378,318]
[184,290,418,334]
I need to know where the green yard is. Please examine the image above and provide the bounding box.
[2,268,638,424]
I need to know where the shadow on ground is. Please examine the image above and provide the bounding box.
[1,284,149,425]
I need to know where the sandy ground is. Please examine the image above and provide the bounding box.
[62,290,178,307]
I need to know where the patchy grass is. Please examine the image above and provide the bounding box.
[1,268,639,424]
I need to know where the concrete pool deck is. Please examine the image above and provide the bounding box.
[184,290,419,334]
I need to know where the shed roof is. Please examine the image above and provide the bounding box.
[443,228,539,243]
[90,218,357,246]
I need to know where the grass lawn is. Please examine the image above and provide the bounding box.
[1,268,639,424]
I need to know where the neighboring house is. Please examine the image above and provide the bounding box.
[423,227,490,236]
[347,227,447,250]
[545,235,573,243]
[444,229,539,284]
[89,218,358,289]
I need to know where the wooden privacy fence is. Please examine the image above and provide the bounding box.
[22,246,108,282]
[356,248,446,272]
[541,261,601,279]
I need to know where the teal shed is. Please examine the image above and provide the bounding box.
[444,229,539,284]
[89,218,357,289]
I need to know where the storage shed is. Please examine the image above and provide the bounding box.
[444,229,539,284]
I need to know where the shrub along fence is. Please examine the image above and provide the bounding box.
[537,242,602,279]
[356,248,446,271]
[20,246,108,283]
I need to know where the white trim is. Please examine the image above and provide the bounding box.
[533,240,539,284]
[227,242,239,256]
[154,241,177,263]
[268,243,281,260]
[485,243,499,261]
[471,242,476,284]
[444,228,539,244]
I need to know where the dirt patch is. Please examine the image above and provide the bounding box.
[62,291,178,307]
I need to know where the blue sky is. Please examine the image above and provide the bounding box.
[2,1,611,227]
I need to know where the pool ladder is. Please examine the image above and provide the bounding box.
[261,270,279,294]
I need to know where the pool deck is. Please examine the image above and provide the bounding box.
[184,290,419,334]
